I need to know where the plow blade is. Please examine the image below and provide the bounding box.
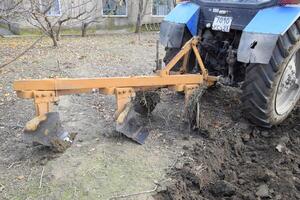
[116,103,149,144]
[24,112,75,152]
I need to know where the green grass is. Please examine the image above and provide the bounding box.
[0,23,9,29]
[19,28,43,36]
[18,27,118,37]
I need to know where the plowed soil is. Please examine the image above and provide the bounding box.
[153,86,300,200]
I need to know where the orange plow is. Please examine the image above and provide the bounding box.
[13,37,218,149]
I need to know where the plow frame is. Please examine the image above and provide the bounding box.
[14,37,217,122]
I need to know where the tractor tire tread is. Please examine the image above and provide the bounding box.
[241,20,300,127]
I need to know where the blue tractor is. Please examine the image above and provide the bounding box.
[160,0,300,127]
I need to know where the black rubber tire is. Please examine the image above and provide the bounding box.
[133,91,160,116]
[241,20,300,127]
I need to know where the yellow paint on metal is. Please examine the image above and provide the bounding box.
[13,37,218,119]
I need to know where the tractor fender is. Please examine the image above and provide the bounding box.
[159,2,200,48]
[238,6,300,64]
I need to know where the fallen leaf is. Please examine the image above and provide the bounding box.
[17,175,25,180]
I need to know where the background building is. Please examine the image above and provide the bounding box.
[0,0,174,35]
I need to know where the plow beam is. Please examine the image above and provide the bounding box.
[14,74,216,92]
[13,37,218,146]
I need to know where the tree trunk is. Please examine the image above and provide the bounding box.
[50,33,58,47]
[135,0,144,34]
[81,22,88,37]
[135,16,141,34]
[56,22,62,41]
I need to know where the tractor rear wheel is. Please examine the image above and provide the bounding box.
[242,21,300,127]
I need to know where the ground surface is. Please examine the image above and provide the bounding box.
[154,87,300,200]
[0,33,190,200]
[0,33,299,200]
[0,27,13,37]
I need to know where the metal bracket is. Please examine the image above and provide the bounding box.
[184,84,199,103]
[33,91,58,116]
[114,88,135,119]
[191,39,208,80]
[180,49,191,74]
[159,37,208,80]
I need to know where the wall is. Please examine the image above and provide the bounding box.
[0,0,174,33]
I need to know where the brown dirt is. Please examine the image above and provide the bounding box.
[154,85,300,200]
[0,33,190,199]
[0,33,299,200]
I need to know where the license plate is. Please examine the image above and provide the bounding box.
[212,16,232,32]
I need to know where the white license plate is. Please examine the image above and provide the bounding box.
[212,16,233,32]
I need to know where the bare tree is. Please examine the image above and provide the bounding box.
[80,2,102,38]
[80,17,101,37]
[55,0,96,40]
[135,0,174,34]
[135,0,150,34]
[26,0,94,46]
[26,0,60,46]
[56,12,86,41]
[0,0,24,20]
[63,1,100,38]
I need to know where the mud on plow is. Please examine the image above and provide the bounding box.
[13,37,218,151]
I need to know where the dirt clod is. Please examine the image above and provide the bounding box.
[134,91,160,116]
[210,180,237,197]
[256,184,269,198]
